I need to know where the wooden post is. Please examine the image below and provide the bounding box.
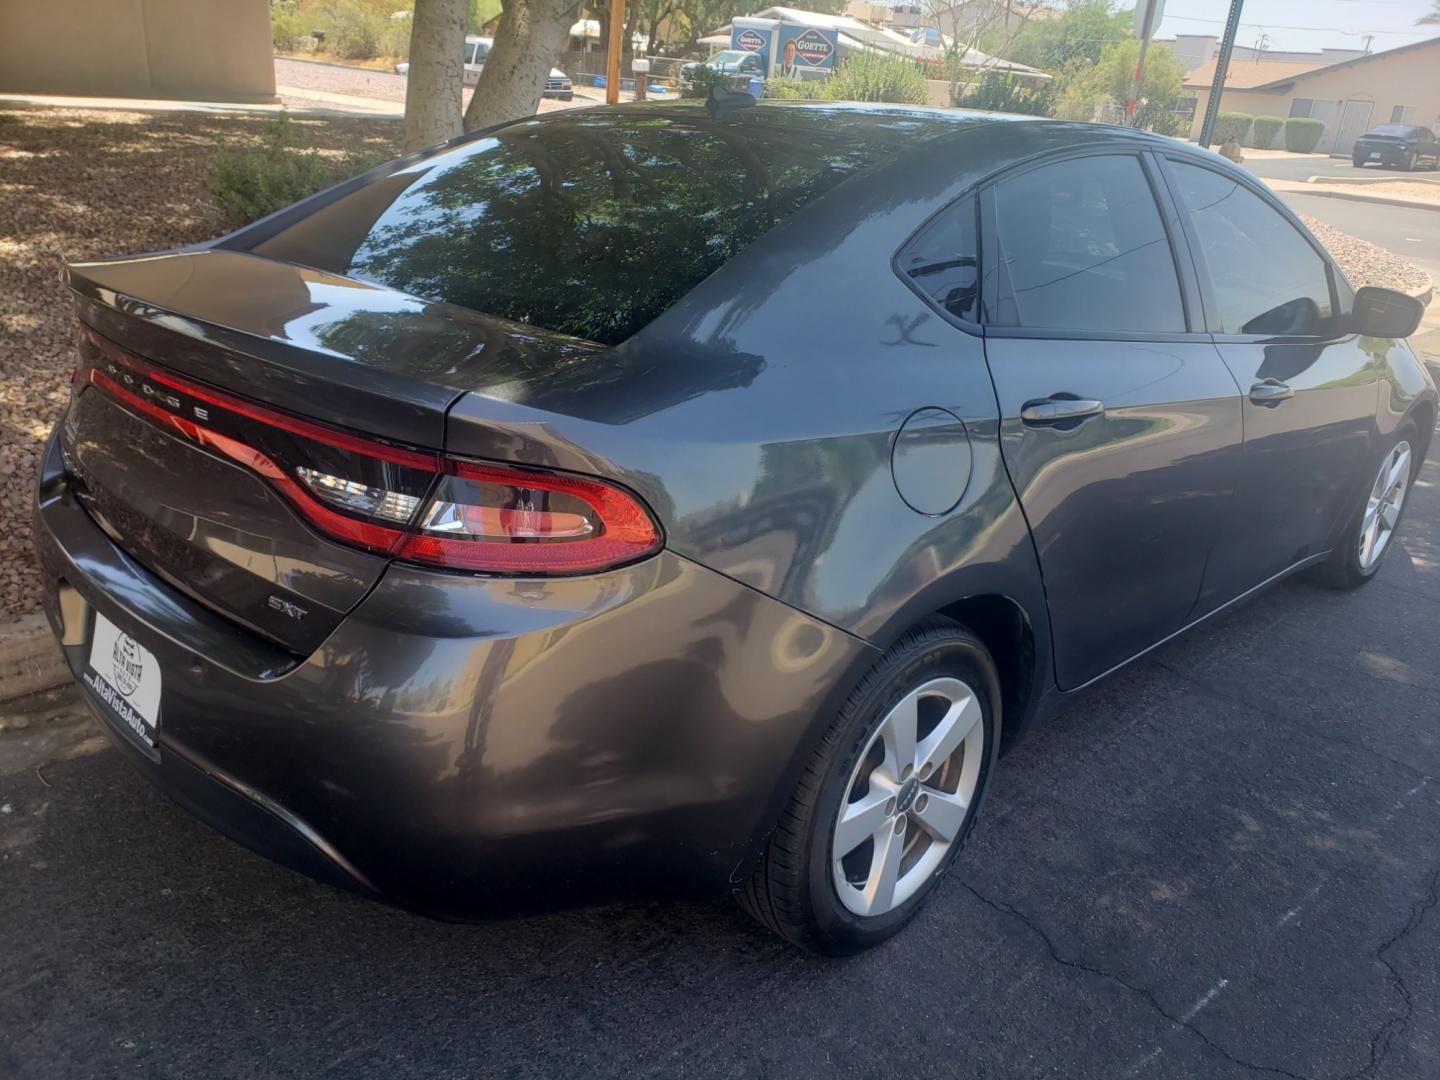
[606,0,625,104]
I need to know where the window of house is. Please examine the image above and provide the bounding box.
[1289,99,1314,118]
[1391,105,1417,124]
[1168,160,1334,337]
[989,155,1186,333]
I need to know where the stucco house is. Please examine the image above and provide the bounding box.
[0,0,275,103]
[1186,36,1440,155]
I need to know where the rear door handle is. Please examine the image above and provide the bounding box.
[1249,380,1294,406]
[1020,397,1106,425]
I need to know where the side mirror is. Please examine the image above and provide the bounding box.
[1349,286,1424,339]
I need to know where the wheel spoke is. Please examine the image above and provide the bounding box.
[834,788,892,857]
[1380,500,1400,531]
[917,691,982,772]
[912,788,967,844]
[1385,448,1411,494]
[1360,516,1379,566]
[879,692,918,783]
[862,821,904,915]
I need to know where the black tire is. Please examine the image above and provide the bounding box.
[1403,151,1418,172]
[736,620,1001,956]
[1310,423,1419,590]
[1352,156,1366,168]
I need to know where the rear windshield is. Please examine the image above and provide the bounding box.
[250,105,955,344]
[1371,125,1418,137]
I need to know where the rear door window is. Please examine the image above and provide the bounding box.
[899,195,979,324]
[252,110,938,345]
[989,154,1186,333]
[1167,159,1334,336]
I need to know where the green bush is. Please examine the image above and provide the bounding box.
[763,76,825,100]
[207,114,386,227]
[680,65,737,99]
[270,1,310,50]
[1212,111,1253,144]
[823,51,926,105]
[319,0,388,60]
[1135,101,1186,137]
[1284,116,1325,153]
[965,71,1056,116]
[1248,115,1283,149]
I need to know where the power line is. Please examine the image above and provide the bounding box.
[1164,14,1435,36]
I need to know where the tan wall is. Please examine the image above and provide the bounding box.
[0,0,275,102]
[1188,42,1440,152]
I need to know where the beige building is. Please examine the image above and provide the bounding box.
[1186,37,1440,155]
[0,0,275,103]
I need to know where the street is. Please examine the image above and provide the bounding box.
[4,439,1439,1077]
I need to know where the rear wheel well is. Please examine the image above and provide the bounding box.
[934,595,1038,751]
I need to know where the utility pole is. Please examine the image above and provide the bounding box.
[1127,0,1162,126]
[1197,0,1244,148]
[606,0,625,104]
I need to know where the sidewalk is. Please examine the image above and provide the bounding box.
[0,90,396,120]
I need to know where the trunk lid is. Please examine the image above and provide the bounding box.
[63,249,606,653]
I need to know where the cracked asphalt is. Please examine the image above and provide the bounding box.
[3,430,1439,1078]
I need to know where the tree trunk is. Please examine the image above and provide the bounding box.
[464,0,581,131]
[403,0,469,153]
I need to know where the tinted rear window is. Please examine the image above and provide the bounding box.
[1371,125,1418,137]
[252,106,956,344]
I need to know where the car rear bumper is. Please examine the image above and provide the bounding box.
[34,430,874,919]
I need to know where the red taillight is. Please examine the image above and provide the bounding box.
[81,329,663,575]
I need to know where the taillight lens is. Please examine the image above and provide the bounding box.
[80,329,662,575]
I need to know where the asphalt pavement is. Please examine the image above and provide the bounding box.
[3,435,1440,1077]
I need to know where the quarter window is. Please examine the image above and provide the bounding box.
[1167,160,1334,336]
[900,195,979,323]
[990,154,1185,333]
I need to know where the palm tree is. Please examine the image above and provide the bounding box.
[1420,1,1440,25]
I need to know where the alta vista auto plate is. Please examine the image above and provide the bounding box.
[84,613,162,747]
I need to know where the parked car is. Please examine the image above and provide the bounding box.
[1351,124,1439,170]
[680,49,765,85]
[37,104,1433,956]
[396,35,573,100]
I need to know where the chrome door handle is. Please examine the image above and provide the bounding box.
[1249,380,1294,406]
[1020,398,1106,425]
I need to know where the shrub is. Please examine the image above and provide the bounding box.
[319,0,388,60]
[1135,101,1186,137]
[1212,111,1253,144]
[680,65,736,99]
[764,76,825,100]
[270,1,310,51]
[965,71,1056,116]
[1284,116,1325,153]
[823,51,926,105]
[207,114,387,227]
[1248,115,1283,149]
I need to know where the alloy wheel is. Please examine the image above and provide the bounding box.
[831,676,985,917]
[1359,440,1411,571]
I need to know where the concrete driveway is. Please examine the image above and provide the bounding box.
[3,438,1439,1077]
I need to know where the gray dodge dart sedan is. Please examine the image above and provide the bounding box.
[35,101,1434,955]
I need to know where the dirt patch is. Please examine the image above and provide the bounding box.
[0,107,399,619]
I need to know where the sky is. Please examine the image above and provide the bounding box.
[1151,0,1438,55]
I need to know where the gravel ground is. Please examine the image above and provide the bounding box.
[0,107,1431,623]
[0,108,399,620]
[1300,213,1435,296]
[1313,179,1440,204]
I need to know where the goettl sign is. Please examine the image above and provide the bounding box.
[736,28,767,52]
[791,28,835,66]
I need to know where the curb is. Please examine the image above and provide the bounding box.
[0,613,66,704]
[1270,181,1440,213]
[1307,174,1440,188]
